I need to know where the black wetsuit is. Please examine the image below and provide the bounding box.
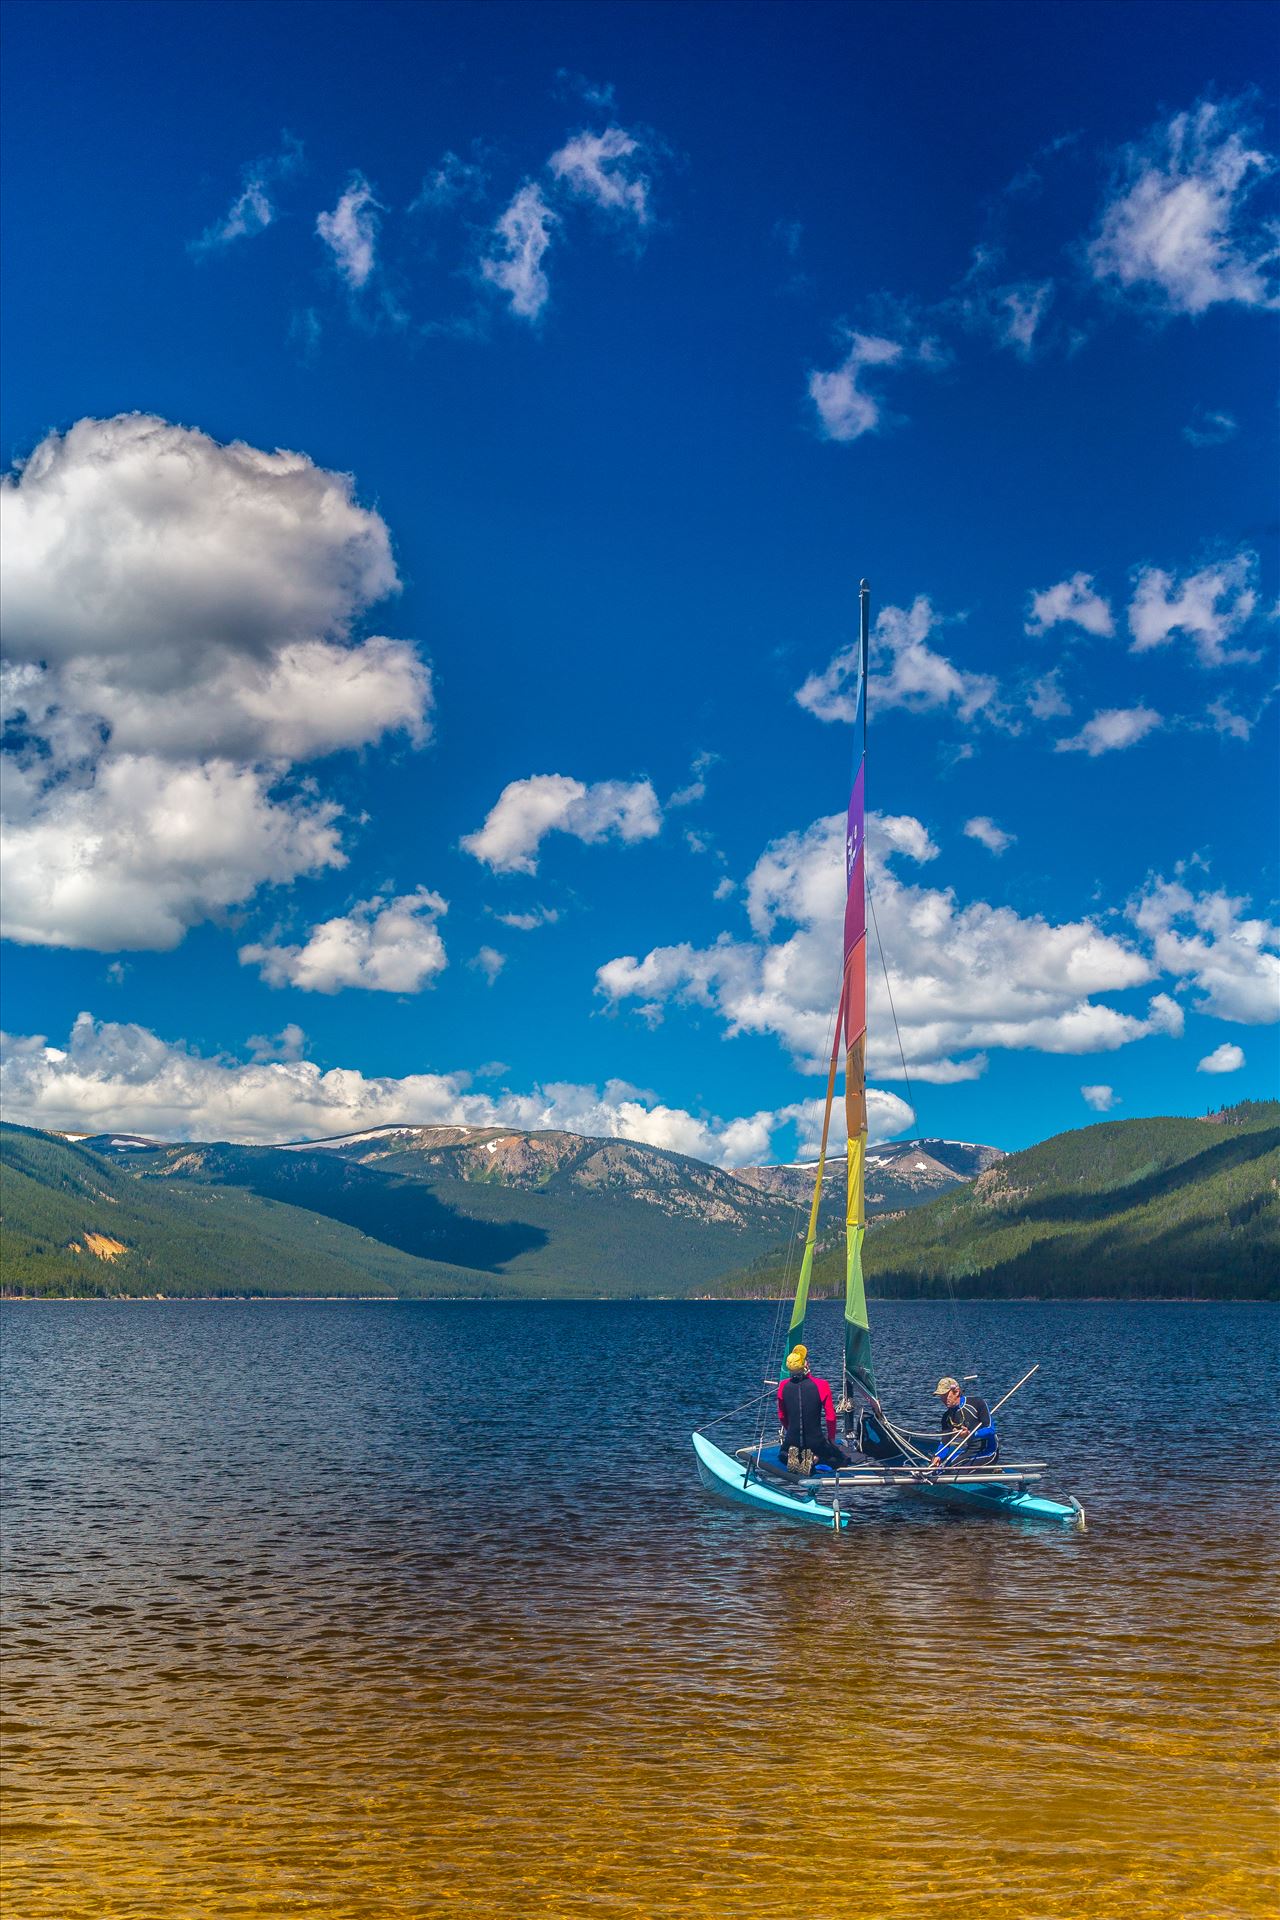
[938,1393,996,1462]
[779,1375,850,1469]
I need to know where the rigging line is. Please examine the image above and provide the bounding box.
[866,868,975,1380]
[702,1388,774,1432]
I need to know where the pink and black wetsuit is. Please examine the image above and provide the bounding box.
[777,1372,838,1442]
[777,1371,849,1467]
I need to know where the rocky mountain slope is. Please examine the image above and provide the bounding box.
[736,1137,1003,1214]
[4,1123,799,1299]
[270,1124,785,1226]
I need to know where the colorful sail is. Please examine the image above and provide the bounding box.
[784,579,877,1401]
[784,990,844,1360]
[842,583,877,1400]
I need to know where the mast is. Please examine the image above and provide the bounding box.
[783,577,877,1405]
[842,581,877,1403]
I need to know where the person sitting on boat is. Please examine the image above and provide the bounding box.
[932,1376,998,1467]
[777,1346,852,1473]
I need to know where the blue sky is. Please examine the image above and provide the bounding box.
[1,0,1276,1161]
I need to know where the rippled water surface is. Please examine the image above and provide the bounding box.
[3,1299,1278,1919]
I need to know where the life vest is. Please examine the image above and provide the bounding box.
[779,1374,827,1449]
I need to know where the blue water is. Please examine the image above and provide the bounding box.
[3,1299,1278,1918]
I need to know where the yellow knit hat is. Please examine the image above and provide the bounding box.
[785,1345,808,1372]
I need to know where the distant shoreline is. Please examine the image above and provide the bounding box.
[1,1292,1265,1306]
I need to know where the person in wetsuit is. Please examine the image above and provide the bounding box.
[777,1346,852,1473]
[932,1376,997,1467]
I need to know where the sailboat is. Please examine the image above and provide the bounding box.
[692,581,1084,1531]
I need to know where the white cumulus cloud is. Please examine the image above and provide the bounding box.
[3,758,344,953]
[1130,880,1280,1025]
[240,889,448,994]
[1089,98,1278,315]
[797,596,999,726]
[0,1016,851,1171]
[1128,551,1261,667]
[316,173,381,288]
[0,415,430,950]
[481,182,558,320]
[1197,1042,1245,1074]
[1081,1085,1118,1111]
[597,810,1169,1084]
[1025,573,1115,638]
[462,774,661,875]
[1055,706,1163,756]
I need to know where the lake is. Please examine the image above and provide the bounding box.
[2,1298,1277,1918]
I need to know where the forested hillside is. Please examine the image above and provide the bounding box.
[724,1103,1279,1301]
[0,1127,496,1299]
[0,1123,796,1299]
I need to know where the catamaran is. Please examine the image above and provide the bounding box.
[692,582,1084,1532]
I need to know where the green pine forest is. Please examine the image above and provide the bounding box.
[728,1101,1279,1302]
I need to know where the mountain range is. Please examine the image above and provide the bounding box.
[2,1105,1273,1301]
[1,1122,807,1299]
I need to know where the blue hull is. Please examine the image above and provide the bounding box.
[693,1433,1084,1530]
[692,1431,848,1528]
[908,1478,1085,1527]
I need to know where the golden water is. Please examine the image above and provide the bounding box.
[3,1300,1277,1917]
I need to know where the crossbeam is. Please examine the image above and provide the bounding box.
[733,1446,1047,1489]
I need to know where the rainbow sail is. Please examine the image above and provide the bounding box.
[785,580,878,1404]
[842,584,877,1399]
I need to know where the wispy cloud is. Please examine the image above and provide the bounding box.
[555,70,617,113]
[808,331,905,441]
[493,905,560,931]
[1089,97,1278,315]
[549,126,651,226]
[1055,706,1163,756]
[1026,671,1072,721]
[410,150,487,214]
[317,173,381,289]
[470,944,506,985]
[954,245,1054,358]
[288,307,321,360]
[1081,1084,1118,1111]
[481,182,558,320]
[964,816,1015,855]
[191,134,303,254]
[1182,407,1239,447]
